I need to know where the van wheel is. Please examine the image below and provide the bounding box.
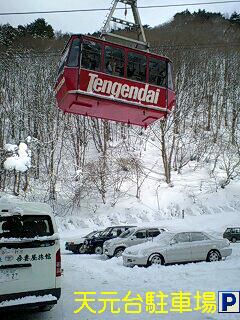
[231,237,237,243]
[207,250,221,262]
[95,246,103,255]
[38,305,54,312]
[114,247,125,257]
[148,254,164,266]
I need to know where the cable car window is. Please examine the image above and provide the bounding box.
[127,52,146,82]
[149,58,167,87]
[104,46,125,77]
[58,46,70,75]
[168,62,174,90]
[81,40,101,71]
[67,38,80,67]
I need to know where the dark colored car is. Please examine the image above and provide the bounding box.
[65,230,103,254]
[82,226,136,255]
[223,227,240,242]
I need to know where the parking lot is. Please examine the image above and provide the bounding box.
[4,240,240,320]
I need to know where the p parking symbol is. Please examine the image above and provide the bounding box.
[218,291,240,313]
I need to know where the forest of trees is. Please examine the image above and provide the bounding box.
[0,11,239,214]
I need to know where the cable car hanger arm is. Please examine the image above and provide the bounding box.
[101,0,149,50]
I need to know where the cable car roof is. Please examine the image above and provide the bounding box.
[61,34,172,63]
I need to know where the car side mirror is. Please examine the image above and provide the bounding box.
[130,235,136,240]
[170,239,177,245]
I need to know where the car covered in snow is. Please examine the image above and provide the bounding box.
[65,230,103,254]
[82,226,136,255]
[0,200,61,312]
[122,231,232,267]
[103,227,167,258]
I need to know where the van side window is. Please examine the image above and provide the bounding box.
[149,58,167,87]
[104,45,125,77]
[82,40,101,71]
[67,38,80,67]
[127,52,146,82]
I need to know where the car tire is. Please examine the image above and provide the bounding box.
[78,245,85,254]
[95,246,103,255]
[148,253,164,266]
[38,305,54,312]
[231,237,237,243]
[114,247,125,257]
[207,250,221,262]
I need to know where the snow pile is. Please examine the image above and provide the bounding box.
[4,142,31,172]
[0,294,57,308]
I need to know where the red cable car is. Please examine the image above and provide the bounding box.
[55,34,175,127]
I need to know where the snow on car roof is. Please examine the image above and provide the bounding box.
[0,200,53,216]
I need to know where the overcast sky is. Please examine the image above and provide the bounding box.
[0,0,239,34]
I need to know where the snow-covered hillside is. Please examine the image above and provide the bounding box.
[55,143,240,232]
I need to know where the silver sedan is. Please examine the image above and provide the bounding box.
[122,231,232,267]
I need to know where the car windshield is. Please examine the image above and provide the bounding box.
[119,228,136,238]
[100,227,112,237]
[95,231,103,237]
[85,231,98,238]
[0,215,54,239]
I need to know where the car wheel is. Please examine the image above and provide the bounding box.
[231,237,237,243]
[207,250,221,262]
[148,254,164,266]
[95,246,103,255]
[78,245,85,254]
[114,247,125,257]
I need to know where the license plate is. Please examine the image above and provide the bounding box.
[0,269,19,283]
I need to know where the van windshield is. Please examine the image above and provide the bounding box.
[0,215,54,239]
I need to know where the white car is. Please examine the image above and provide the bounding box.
[122,231,232,267]
[0,200,61,312]
[103,227,167,257]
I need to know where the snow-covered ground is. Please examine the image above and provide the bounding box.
[3,210,240,320]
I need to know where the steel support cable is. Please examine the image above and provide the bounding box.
[0,1,240,16]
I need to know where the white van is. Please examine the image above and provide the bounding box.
[0,200,61,312]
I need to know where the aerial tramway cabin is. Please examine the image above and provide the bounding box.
[55,34,175,127]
